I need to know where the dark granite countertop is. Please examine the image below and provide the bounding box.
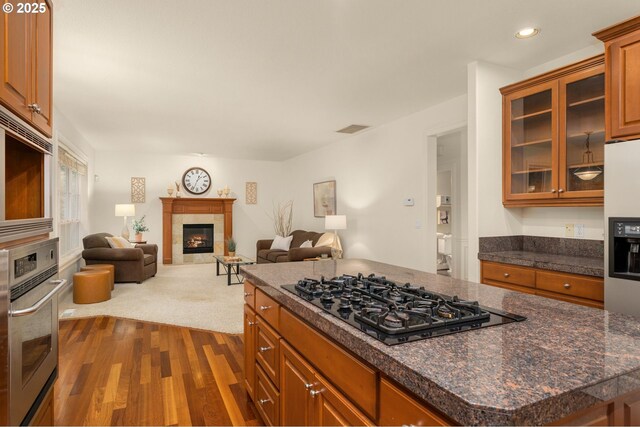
[241,259,640,426]
[478,236,605,277]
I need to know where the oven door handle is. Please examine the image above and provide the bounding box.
[9,279,68,317]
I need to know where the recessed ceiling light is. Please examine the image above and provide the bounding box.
[515,27,540,39]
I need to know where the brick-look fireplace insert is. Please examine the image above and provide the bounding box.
[160,197,235,264]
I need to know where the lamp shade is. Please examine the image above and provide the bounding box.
[325,215,347,230]
[115,204,135,217]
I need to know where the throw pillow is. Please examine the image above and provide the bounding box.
[106,236,134,249]
[299,240,313,248]
[270,235,293,251]
[314,233,335,248]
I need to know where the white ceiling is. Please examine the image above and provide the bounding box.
[53,0,639,161]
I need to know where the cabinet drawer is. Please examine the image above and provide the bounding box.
[256,364,280,427]
[280,309,377,419]
[379,378,452,426]
[256,289,280,330]
[482,261,535,288]
[244,281,256,308]
[536,271,604,302]
[256,318,280,386]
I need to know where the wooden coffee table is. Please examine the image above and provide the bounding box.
[214,254,255,286]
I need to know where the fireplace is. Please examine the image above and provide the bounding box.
[183,224,214,254]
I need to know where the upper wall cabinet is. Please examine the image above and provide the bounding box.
[500,55,605,207]
[0,0,53,137]
[594,16,640,142]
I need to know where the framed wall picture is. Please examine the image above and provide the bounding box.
[313,180,336,217]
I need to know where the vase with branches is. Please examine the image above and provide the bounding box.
[132,215,149,242]
[272,200,294,237]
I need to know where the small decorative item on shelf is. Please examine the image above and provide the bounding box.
[131,215,149,242]
[226,237,237,256]
[175,181,183,198]
[223,185,230,198]
[167,186,174,197]
[217,188,223,197]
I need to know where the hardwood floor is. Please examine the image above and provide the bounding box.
[55,316,263,426]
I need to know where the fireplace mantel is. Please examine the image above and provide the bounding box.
[160,197,235,264]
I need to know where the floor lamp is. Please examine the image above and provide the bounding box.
[325,215,346,259]
[115,204,135,240]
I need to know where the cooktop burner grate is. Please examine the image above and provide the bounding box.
[281,273,526,345]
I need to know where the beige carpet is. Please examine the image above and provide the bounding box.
[58,263,245,334]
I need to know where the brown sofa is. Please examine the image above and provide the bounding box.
[256,230,332,263]
[82,233,158,283]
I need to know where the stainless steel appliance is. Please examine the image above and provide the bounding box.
[605,141,640,317]
[283,273,525,345]
[0,238,65,425]
[0,105,54,244]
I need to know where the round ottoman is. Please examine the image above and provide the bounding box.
[81,264,115,290]
[73,270,111,304]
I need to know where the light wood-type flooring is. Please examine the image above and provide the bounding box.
[54,316,263,426]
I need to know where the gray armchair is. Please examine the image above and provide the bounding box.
[82,233,157,283]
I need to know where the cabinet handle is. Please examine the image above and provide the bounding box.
[563,283,571,289]
[244,292,253,297]
[310,389,324,397]
[258,398,272,405]
[258,346,272,353]
[304,383,314,390]
[558,188,565,193]
[247,321,256,326]
[503,273,510,278]
[27,103,41,114]
[260,305,272,311]
[551,188,557,193]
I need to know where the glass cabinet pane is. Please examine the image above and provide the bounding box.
[564,74,605,192]
[510,89,553,194]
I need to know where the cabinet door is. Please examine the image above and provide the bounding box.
[312,374,373,427]
[559,66,605,199]
[504,81,559,201]
[0,1,32,121]
[622,391,640,426]
[30,1,52,137]
[243,305,256,399]
[280,342,315,426]
[608,30,640,141]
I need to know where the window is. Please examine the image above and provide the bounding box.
[58,145,87,257]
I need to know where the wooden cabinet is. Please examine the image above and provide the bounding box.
[551,389,640,426]
[243,305,256,399]
[255,289,280,329]
[500,55,605,207]
[255,318,280,386]
[379,378,450,426]
[594,16,640,142]
[280,341,373,427]
[256,364,280,427]
[0,0,53,137]
[480,261,604,309]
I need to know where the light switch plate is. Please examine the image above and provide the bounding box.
[403,198,415,206]
[565,223,575,238]
[575,224,585,238]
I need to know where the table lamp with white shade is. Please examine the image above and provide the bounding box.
[115,203,135,240]
[325,214,346,259]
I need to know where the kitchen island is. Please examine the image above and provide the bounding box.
[240,259,640,426]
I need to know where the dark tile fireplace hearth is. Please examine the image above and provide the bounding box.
[183,224,214,254]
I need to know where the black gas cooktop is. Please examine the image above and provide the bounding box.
[282,273,526,345]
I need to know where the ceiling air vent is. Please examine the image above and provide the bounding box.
[336,124,369,134]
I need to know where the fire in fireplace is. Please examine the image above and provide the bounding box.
[183,224,214,254]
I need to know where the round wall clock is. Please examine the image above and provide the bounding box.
[182,167,211,195]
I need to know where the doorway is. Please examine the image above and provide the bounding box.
[435,128,468,279]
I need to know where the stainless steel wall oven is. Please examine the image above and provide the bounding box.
[1,238,64,425]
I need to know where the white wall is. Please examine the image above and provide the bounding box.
[90,152,286,261]
[281,95,467,272]
[467,61,524,281]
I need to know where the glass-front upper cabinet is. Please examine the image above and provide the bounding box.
[503,81,558,201]
[501,55,605,207]
[559,67,605,199]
